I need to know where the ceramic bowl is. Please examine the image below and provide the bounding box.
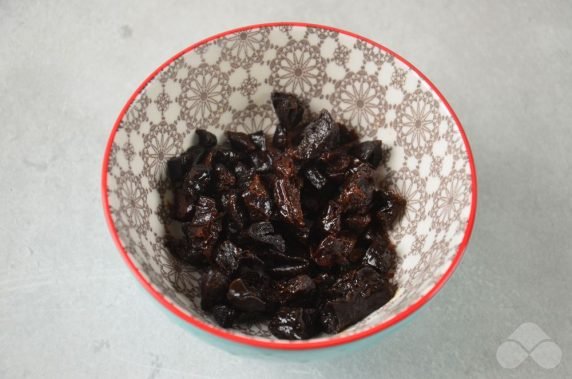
[102,22,476,354]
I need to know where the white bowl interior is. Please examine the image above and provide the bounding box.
[105,25,473,343]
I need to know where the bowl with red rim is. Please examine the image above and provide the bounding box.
[102,22,476,356]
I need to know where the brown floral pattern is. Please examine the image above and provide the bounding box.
[105,25,474,341]
[269,40,326,97]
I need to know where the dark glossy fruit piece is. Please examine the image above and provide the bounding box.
[271,92,305,131]
[200,269,229,310]
[246,221,285,253]
[271,275,316,306]
[319,201,342,235]
[249,131,267,150]
[165,238,205,266]
[190,196,217,226]
[259,250,310,278]
[272,178,304,228]
[344,213,372,233]
[214,240,244,276]
[351,140,383,167]
[196,129,218,148]
[227,278,267,312]
[242,175,273,222]
[272,154,296,178]
[212,304,236,328]
[338,164,375,213]
[250,150,273,173]
[227,131,257,152]
[183,196,221,261]
[269,307,319,340]
[220,192,246,235]
[233,162,255,190]
[320,267,395,333]
[213,163,236,193]
[373,190,407,228]
[295,110,339,161]
[312,234,356,268]
[363,235,396,276]
[323,152,353,183]
[172,188,195,222]
[303,166,327,190]
[167,145,206,182]
[183,164,211,197]
[214,147,241,168]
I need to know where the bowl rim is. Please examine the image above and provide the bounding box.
[101,22,477,350]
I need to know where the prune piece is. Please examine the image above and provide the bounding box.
[303,166,327,190]
[271,92,305,131]
[200,269,229,310]
[272,178,304,228]
[214,147,241,167]
[242,175,273,222]
[213,164,236,193]
[167,145,206,182]
[319,201,342,235]
[272,154,296,178]
[323,153,353,182]
[300,185,326,216]
[246,222,285,253]
[214,240,244,276]
[166,238,205,266]
[183,164,211,196]
[273,124,288,149]
[313,273,336,296]
[338,164,375,213]
[227,278,267,312]
[233,162,255,190]
[363,236,396,276]
[351,140,383,167]
[172,188,194,222]
[295,110,339,161]
[190,196,217,226]
[270,275,316,306]
[261,250,310,278]
[312,234,356,268]
[249,131,267,150]
[373,190,407,228]
[212,304,236,328]
[220,192,246,235]
[226,131,257,152]
[344,213,372,233]
[338,123,359,144]
[269,307,319,340]
[250,150,273,173]
[196,129,218,148]
[320,267,395,333]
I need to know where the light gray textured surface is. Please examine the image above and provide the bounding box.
[1,0,571,378]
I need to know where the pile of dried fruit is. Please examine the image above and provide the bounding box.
[166,92,405,339]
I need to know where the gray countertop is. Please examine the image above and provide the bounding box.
[1,0,571,378]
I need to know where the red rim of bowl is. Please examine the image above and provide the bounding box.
[101,22,477,350]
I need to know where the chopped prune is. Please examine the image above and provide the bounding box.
[312,234,356,268]
[269,307,319,340]
[351,140,383,167]
[303,166,327,190]
[295,110,339,160]
[249,131,267,150]
[196,129,218,148]
[213,164,236,193]
[246,221,285,253]
[200,269,229,310]
[320,267,395,333]
[242,175,273,222]
[166,95,404,339]
[227,278,268,312]
[227,131,257,152]
[212,304,237,328]
[214,240,243,276]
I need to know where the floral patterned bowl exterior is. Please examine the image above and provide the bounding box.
[102,23,476,353]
